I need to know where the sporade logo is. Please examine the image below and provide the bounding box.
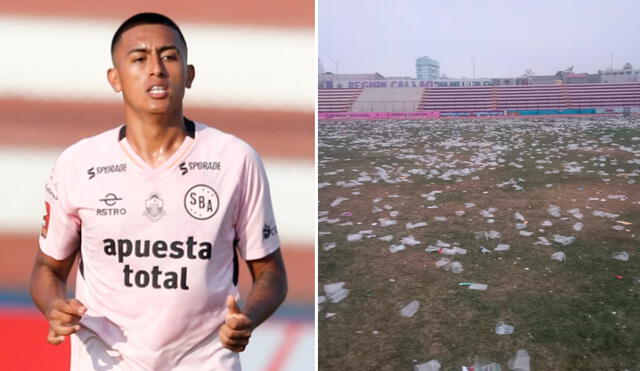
[88,163,127,180]
[178,161,222,176]
[97,193,126,216]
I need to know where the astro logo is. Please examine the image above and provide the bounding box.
[97,193,126,216]
[100,193,122,206]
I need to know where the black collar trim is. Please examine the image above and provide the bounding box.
[118,117,195,141]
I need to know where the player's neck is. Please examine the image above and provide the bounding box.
[124,111,187,169]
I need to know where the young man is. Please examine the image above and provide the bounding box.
[30,13,287,370]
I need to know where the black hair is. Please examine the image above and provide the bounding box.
[111,12,188,58]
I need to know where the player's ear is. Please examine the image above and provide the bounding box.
[186,65,195,89]
[107,67,122,93]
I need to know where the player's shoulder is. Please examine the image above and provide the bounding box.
[194,121,260,160]
[55,126,122,166]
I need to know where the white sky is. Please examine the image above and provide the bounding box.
[319,0,640,79]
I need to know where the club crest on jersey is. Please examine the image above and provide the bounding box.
[184,184,219,220]
[144,192,165,222]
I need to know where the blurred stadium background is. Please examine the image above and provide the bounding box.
[0,1,314,370]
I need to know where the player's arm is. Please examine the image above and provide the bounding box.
[30,249,86,345]
[220,249,287,352]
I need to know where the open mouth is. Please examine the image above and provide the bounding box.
[147,85,168,99]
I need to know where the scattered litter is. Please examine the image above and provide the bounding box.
[519,231,533,237]
[614,275,624,279]
[507,349,530,371]
[323,242,336,251]
[572,222,583,232]
[325,313,336,318]
[443,261,464,273]
[553,234,576,246]
[612,252,629,261]
[347,233,362,242]
[608,194,627,200]
[455,210,466,216]
[612,225,625,231]
[464,203,476,208]
[324,282,349,303]
[617,220,632,226]
[593,210,620,219]
[515,223,527,230]
[536,237,551,246]
[330,197,349,207]
[318,296,326,304]
[390,210,400,217]
[480,246,492,253]
[494,244,511,251]
[406,221,428,229]
[541,220,553,227]
[389,244,406,253]
[425,246,440,253]
[514,212,525,221]
[440,247,468,255]
[378,235,394,241]
[414,359,441,371]
[401,236,421,246]
[473,362,502,371]
[488,231,502,239]
[400,300,420,317]
[435,258,451,268]
[568,208,583,219]
[495,321,514,335]
[547,205,561,217]
[378,218,397,227]
[459,282,488,291]
[551,251,566,262]
[434,216,448,222]
[341,211,352,217]
[436,240,451,247]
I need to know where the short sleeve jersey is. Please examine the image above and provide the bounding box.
[39,120,280,370]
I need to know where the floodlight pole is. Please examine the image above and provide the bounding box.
[470,57,476,79]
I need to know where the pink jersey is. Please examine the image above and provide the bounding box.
[39,119,280,370]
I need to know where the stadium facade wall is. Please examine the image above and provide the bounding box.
[352,87,424,112]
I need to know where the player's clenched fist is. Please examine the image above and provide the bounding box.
[219,295,253,352]
[46,298,86,345]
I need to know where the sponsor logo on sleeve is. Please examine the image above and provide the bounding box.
[41,202,51,238]
[87,163,127,180]
[144,192,165,222]
[262,223,278,240]
[97,193,126,216]
[45,181,58,201]
[178,161,222,176]
[184,185,219,220]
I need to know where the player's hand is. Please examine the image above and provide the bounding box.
[45,298,86,345]
[219,295,253,352]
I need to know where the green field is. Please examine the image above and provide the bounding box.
[318,117,640,370]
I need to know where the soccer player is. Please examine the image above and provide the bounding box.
[30,12,287,370]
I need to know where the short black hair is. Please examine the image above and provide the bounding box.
[111,12,188,58]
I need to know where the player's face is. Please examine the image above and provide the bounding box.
[108,24,195,116]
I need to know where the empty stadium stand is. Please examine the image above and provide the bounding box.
[318,88,363,112]
[418,83,640,112]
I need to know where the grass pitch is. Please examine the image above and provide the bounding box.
[318,117,640,370]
